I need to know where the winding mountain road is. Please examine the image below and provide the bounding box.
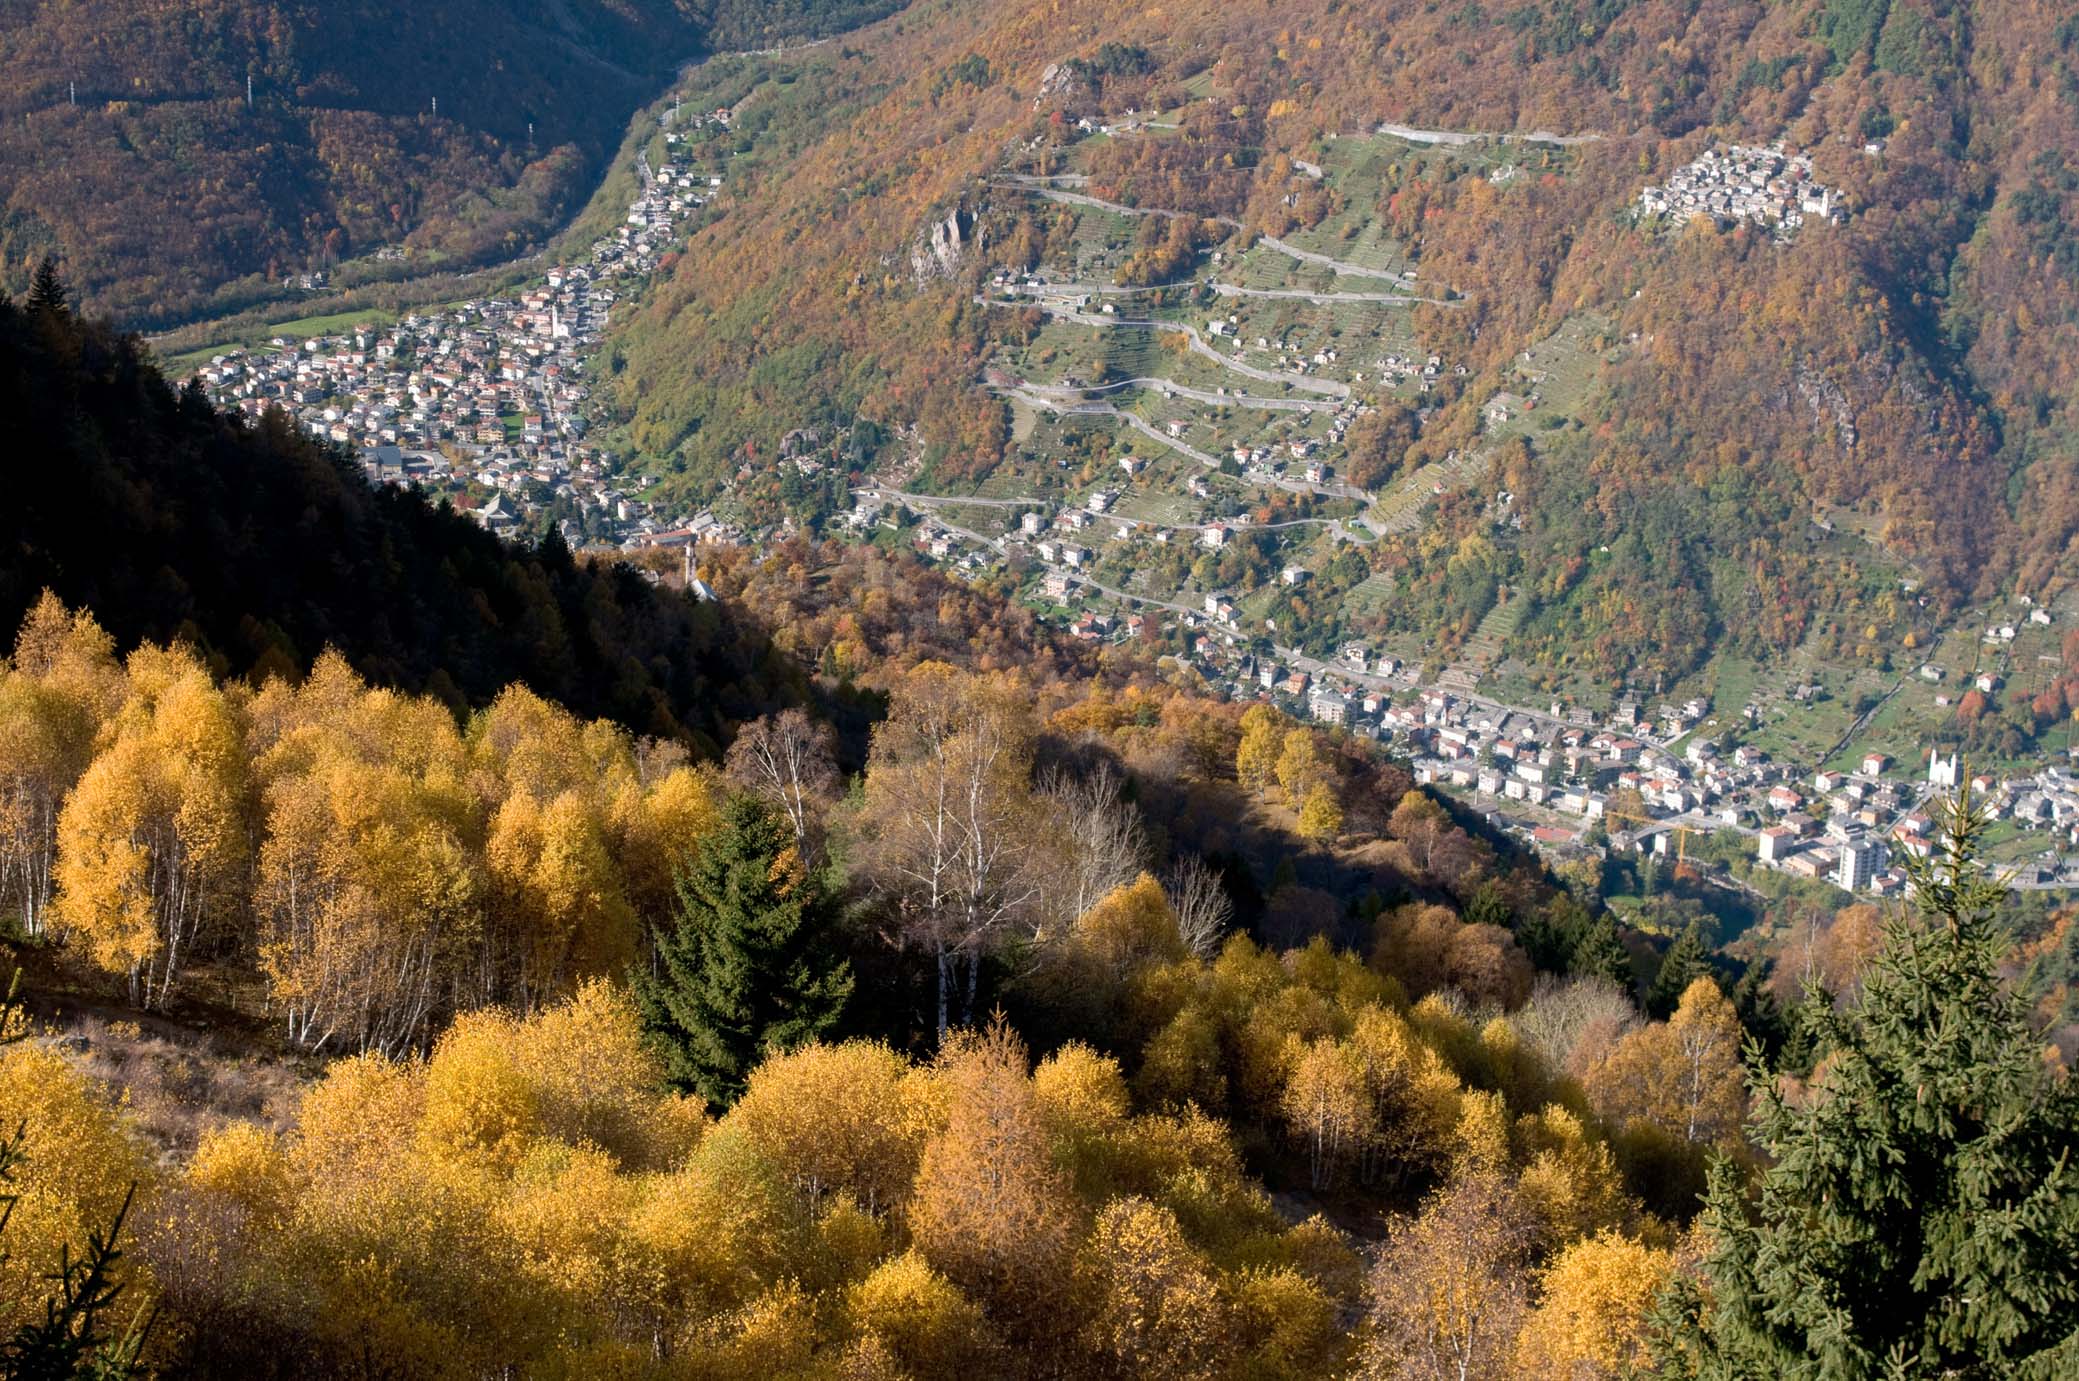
[982,295,1351,398]
[1010,376,1342,414]
[999,178,1410,283]
[1210,282,1449,306]
[1375,122,1606,147]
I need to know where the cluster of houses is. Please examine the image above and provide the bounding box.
[1179,644,1950,897]
[1206,316,1461,400]
[1376,350,1462,394]
[886,482,2079,896]
[1206,317,1356,376]
[1229,431,1341,488]
[1636,143,1844,236]
[1397,697,1929,895]
[193,145,729,551]
[1753,750,2079,893]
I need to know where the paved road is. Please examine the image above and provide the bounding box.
[1173,324,1348,397]
[986,295,1351,398]
[863,482,1365,543]
[859,486,1027,509]
[993,278,1443,306]
[1003,386,1219,464]
[1210,282,1450,306]
[1116,410,1219,466]
[1252,231,1408,283]
[1012,375,1341,414]
[1062,573,1204,620]
[1375,122,1606,147]
[1002,179,1408,283]
[1001,386,1366,503]
[1271,641,1688,753]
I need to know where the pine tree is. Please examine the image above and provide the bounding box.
[1517,895,1588,972]
[1650,785,2079,1378]
[631,796,852,1108]
[1464,880,1514,932]
[1646,922,1711,1018]
[1515,909,1569,971]
[25,259,66,316]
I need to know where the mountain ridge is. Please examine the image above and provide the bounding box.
[0,0,898,326]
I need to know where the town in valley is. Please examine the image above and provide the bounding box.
[184,71,2079,909]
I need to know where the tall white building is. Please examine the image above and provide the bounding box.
[1837,836,1885,892]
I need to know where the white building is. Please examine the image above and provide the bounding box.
[1837,836,1885,892]
[1929,749,1961,790]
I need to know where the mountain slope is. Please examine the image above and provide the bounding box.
[0,290,789,747]
[0,0,896,326]
[603,0,2079,686]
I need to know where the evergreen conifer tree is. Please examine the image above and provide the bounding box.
[25,259,66,316]
[1729,960,1789,1062]
[0,971,155,1380]
[1515,908,1571,972]
[631,796,852,1107]
[1464,880,1514,932]
[1651,785,2079,1377]
[1647,922,1711,1017]
[1569,912,1634,988]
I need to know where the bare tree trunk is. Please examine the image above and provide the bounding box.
[1166,854,1234,959]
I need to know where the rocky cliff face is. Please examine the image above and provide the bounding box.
[910,206,979,283]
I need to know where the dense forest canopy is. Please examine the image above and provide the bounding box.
[0,289,802,749]
[0,0,902,325]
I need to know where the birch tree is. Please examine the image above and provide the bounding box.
[249,656,483,1055]
[725,708,837,853]
[1360,1173,1535,1381]
[0,594,122,939]
[1034,759,1148,940]
[54,645,247,1009]
[862,664,1041,1040]
[1163,854,1234,960]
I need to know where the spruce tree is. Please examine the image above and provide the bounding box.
[1730,960,1789,1063]
[1464,880,1515,932]
[1569,911,1634,988]
[631,795,852,1108]
[1646,921,1711,1018]
[25,258,66,316]
[1651,785,2079,1378]
[1515,906,1572,972]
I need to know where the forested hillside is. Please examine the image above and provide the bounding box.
[607,0,2079,684]
[0,0,897,325]
[0,253,2074,1377]
[0,276,799,747]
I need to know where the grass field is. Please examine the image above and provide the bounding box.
[162,306,408,375]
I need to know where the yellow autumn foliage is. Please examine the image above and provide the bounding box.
[1515,1229,1676,1377]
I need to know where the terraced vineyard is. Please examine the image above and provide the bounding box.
[1437,585,1527,692]
[1371,449,1489,534]
[935,120,1621,665]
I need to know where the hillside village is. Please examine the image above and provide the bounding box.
[836,109,2079,900]
[186,90,2078,904]
[1636,142,1845,237]
[191,126,738,552]
[874,471,2079,897]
